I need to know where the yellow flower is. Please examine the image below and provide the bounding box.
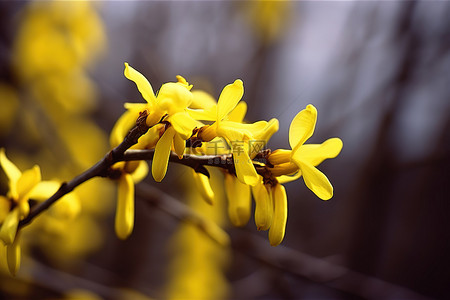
[110,114,149,240]
[191,80,269,186]
[268,104,343,200]
[123,63,199,182]
[0,149,80,275]
[0,149,41,245]
[250,105,342,246]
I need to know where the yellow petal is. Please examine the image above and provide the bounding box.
[268,184,287,246]
[135,123,164,149]
[253,118,279,143]
[227,101,247,123]
[190,90,216,109]
[110,109,141,148]
[6,232,21,276]
[277,172,302,184]
[130,160,149,183]
[173,132,186,159]
[157,82,193,115]
[0,196,10,223]
[295,160,333,200]
[252,182,273,231]
[29,181,60,201]
[169,112,197,140]
[268,149,292,165]
[289,104,317,152]
[152,127,176,182]
[192,169,215,205]
[217,79,244,121]
[0,149,21,199]
[293,138,343,167]
[220,120,268,135]
[224,174,251,227]
[193,124,215,144]
[186,106,217,121]
[115,173,135,240]
[0,208,19,245]
[233,144,259,186]
[17,165,41,200]
[52,192,81,220]
[269,162,298,177]
[124,62,156,105]
[123,102,148,111]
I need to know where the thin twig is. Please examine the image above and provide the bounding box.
[19,111,152,228]
[136,183,230,246]
[232,232,431,300]
[18,113,269,229]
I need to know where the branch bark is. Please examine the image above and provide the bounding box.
[19,111,151,228]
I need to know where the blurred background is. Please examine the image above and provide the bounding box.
[1,1,449,299]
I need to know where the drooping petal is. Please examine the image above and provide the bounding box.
[169,112,197,140]
[152,127,176,182]
[296,160,333,200]
[192,169,215,205]
[233,144,259,186]
[224,174,251,227]
[0,208,19,245]
[173,132,186,159]
[124,62,156,105]
[293,138,343,167]
[17,165,41,200]
[217,79,244,121]
[6,232,21,276]
[130,161,149,183]
[0,149,21,199]
[268,184,288,246]
[252,181,273,231]
[289,104,317,152]
[227,101,247,123]
[115,173,135,240]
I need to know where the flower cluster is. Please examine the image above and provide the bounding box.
[0,149,79,275]
[111,63,343,246]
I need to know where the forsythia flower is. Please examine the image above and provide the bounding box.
[110,112,149,240]
[123,63,198,182]
[191,80,269,186]
[112,64,343,247]
[251,105,343,246]
[0,149,79,274]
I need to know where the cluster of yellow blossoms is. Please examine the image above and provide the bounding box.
[111,63,343,246]
[0,149,79,275]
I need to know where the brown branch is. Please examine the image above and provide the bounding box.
[136,183,230,246]
[232,232,431,300]
[17,114,271,229]
[18,111,151,228]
